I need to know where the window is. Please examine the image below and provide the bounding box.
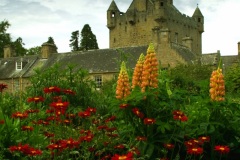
[94,75,102,88]
[174,32,178,43]
[14,79,20,91]
[16,62,22,70]
[160,2,164,6]
[111,12,115,18]
[198,18,201,22]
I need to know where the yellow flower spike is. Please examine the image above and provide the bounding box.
[132,53,145,89]
[209,67,225,101]
[147,43,155,54]
[141,43,159,92]
[116,61,131,100]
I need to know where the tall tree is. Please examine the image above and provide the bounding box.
[46,36,55,45]
[79,24,99,51]
[13,37,27,56]
[27,46,41,55]
[69,30,79,51]
[0,20,11,58]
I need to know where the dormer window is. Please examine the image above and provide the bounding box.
[16,61,22,70]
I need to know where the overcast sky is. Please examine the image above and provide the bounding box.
[0,0,239,55]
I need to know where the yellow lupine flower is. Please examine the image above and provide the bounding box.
[132,53,145,89]
[116,61,131,100]
[209,67,225,101]
[141,43,159,92]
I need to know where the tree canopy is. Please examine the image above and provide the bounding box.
[79,24,99,51]
[0,20,11,57]
[69,30,79,51]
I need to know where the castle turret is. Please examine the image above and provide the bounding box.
[167,0,173,5]
[107,0,120,29]
[135,0,146,12]
[153,0,167,24]
[192,6,204,33]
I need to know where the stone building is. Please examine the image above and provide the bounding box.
[0,0,238,93]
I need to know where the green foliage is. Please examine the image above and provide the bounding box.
[225,63,240,94]
[12,37,27,56]
[27,46,41,55]
[0,20,11,58]
[69,30,79,51]
[79,24,99,51]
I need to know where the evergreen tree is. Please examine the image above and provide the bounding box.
[27,46,41,55]
[79,24,99,51]
[47,36,55,45]
[0,20,11,58]
[13,37,27,56]
[69,30,79,51]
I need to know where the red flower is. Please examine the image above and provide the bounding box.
[0,120,4,124]
[21,126,34,131]
[173,110,188,122]
[60,138,80,149]
[50,101,69,109]
[80,133,94,142]
[44,86,61,93]
[78,111,91,118]
[97,125,108,130]
[119,104,129,109]
[25,109,40,114]
[187,147,203,155]
[105,116,116,123]
[164,143,175,150]
[46,143,67,151]
[9,143,30,153]
[198,136,210,143]
[136,136,147,141]
[44,132,55,138]
[27,96,44,103]
[0,83,7,92]
[114,144,125,149]
[111,152,133,160]
[106,127,117,132]
[65,113,76,119]
[12,112,28,119]
[214,145,230,154]
[143,118,156,125]
[25,147,42,156]
[132,108,144,119]
[130,146,141,155]
[62,89,76,95]
[86,107,96,113]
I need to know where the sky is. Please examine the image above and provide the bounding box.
[0,0,239,55]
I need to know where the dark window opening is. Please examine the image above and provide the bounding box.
[160,2,164,6]
[114,38,116,43]
[94,75,102,88]
[198,18,201,22]
[175,32,178,43]
[111,12,115,18]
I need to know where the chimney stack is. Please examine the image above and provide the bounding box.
[41,43,57,59]
[4,45,15,58]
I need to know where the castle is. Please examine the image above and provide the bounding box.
[0,0,239,93]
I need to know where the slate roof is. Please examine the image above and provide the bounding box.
[0,46,148,79]
[201,52,220,65]
[171,43,196,63]
[222,55,238,68]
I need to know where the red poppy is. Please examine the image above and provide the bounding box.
[164,143,175,150]
[187,147,203,155]
[27,96,44,103]
[60,138,80,149]
[111,152,133,160]
[12,112,28,119]
[0,120,4,124]
[0,83,7,92]
[46,143,67,151]
[44,86,61,93]
[136,136,147,141]
[119,103,129,109]
[198,136,210,143]
[80,133,94,142]
[105,115,116,123]
[143,118,156,125]
[132,108,144,119]
[62,89,76,95]
[97,125,108,130]
[21,126,34,131]
[214,145,230,154]
[50,101,69,109]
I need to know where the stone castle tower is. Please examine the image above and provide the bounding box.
[107,0,204,58]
